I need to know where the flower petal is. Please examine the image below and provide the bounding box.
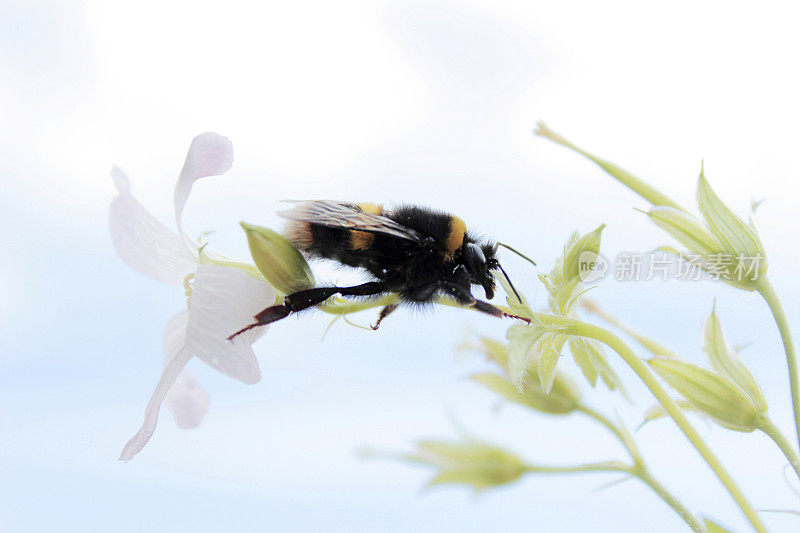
[119,344,194,461]
[109,166,197,285]
[162,311,210,429]
[164,368,210,429]
[173,133,234,240]
[185,264,275,384]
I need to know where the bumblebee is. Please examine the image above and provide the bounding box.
[229,200,530,339]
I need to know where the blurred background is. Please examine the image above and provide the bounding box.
[2,0,800,531]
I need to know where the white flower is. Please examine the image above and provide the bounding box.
[109,133,275,461]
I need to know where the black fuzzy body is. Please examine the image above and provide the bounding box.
[302,205,467,303]
[226,202,514,339]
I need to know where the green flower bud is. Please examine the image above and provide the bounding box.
[639,399,746,432]
[472,370,580,415]
[240,222,314,294]
[655,245,756,292]
[703,306,767,413]
[647,206,723,257]
[408,439,528,490]
[696,169,767,279]
[563,225,606,282]
[649,357,760,432]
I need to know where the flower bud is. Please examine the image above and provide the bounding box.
[648,206,722,256]
[703,307,767,413]
[408,439,528,490]
[696,170,768,280]
[240,222,314,294]
[639,399,750,432]
[472,371,580,415]
[649,357,760,432]
[563,225,606,282]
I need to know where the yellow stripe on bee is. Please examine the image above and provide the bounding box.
[446,216,467,259]
[350,202,384,250]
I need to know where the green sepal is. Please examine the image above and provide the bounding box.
[240,222,314,294]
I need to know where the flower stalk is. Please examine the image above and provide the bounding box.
[755,277,800,460]
[757,414,800,482]
[576,404,704,532]
[531,313,766,532]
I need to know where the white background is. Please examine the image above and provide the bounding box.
[2,0,800,531]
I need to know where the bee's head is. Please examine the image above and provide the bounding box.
[463,241,498,299]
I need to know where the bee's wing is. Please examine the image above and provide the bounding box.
[278,200,424,242]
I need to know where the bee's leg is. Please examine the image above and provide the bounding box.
[228,281,388,340]
[371,304,399,330]
[471,299,532,325]
[441,281,531,325]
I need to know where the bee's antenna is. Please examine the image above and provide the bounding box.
[497,242,537,267]
[497,263,523,304]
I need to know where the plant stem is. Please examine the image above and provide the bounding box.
[756,277,800,457]
[578,404,703,532]
[534,313,766,532]
[758,414,800,482]
[577,404,640,461]
[635,467,704,533]
[523,460,631,475]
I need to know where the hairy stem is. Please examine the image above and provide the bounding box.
[534,313,766,532]
[758,415,800,482]
[756,277,800,458]
[635,467,704,533]
[523,461,630,475]
[578,404,703,532]
[577,404,641,461]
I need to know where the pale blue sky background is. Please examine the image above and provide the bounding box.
[2,0,800,531]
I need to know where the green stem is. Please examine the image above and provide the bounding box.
[577,404,641,461]
[578,404,703,532]
[635,467,705,533]
[758,414,800,482]
[534,313,766,532]
[319,295,466,316]
[534,122,685,211]
[523,461,631,475]
[756,277,800,457]
[319,294,400,315]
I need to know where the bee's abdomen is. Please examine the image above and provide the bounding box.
[283,202,385,268]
